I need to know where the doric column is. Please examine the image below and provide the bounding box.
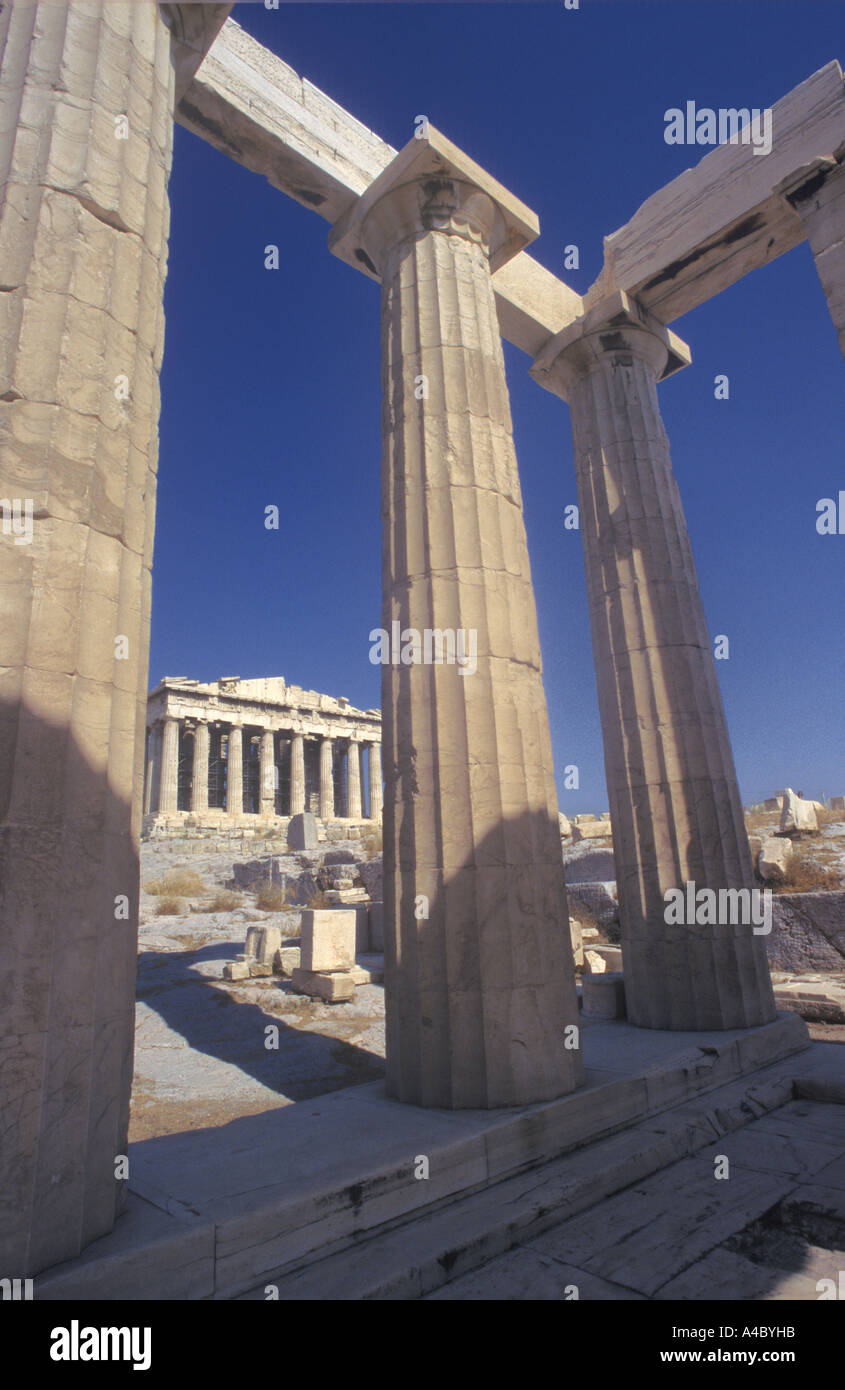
[191,720,209,813]
[531,290,776,1031]
[368,741,383,823]
[347,738,362,819]
[143,726,159,814]
[777,157,845,362]
[158,717,180,814]
[0,0,180,1274]
[290,732,305,815]
[330,129,582,1108]
[259,728,276,816]
[226,723,243,815]
[319,736,334,819]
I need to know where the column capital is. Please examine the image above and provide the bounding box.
[329,126,538,280]
[530,290,691,403]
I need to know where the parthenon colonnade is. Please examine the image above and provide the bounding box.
[143,676,383,824]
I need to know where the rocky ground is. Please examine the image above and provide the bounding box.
[131,836,386,1142]
[131,816,845,1143]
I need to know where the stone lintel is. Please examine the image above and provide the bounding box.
[531,290,691,398]
[329,126,539,279]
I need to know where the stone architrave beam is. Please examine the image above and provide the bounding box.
[175,18,583,354]
[585,61,845,325]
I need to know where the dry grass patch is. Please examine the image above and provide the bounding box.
[154,896,185,916]
[255,883,289,911]
[145,869,206,897]
[306,889,330,909]
[207,890,242,912]
[773,855,843,893]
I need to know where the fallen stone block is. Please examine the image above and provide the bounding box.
[582,971,627,1020]
[300,908,357,971]
[290,968,355,1002]
[558,812,572,838]
[248,962,273,978]
[589,945,623,972]
[273,945,301,977]
[758,836,793,883]
[569,917,583,969]
[244,924,282,963]
[572,819,612,842]
[584,948,607,974]
[350,954,385,985]
[779,789,818,836]
[288,812,318,850]
[223,961,250,981]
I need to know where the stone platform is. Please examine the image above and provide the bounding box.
[32,1013,814,1301]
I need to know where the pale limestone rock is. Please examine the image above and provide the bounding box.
[273,945,301,977]
[558,812,572,838]
[569,917,584,969]
[779,789,818,835]
[300,909,356,972]
[223,961,250,981]
[758,837,793,883]
[584,949,607,974]
[571,820,612,842]
[290,968,355,1003]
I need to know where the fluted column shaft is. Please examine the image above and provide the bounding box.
[319,737,334,819]
[259,728,275,816]
[290,732,305,815]
[191,721,209,813]
[143,726,158,814]
[332,141,582,1108]
[227,724,243,815]
[532,295,775,1031]
[347,739,362,819]
[159,717,180,814]
[0,1,176,1273]
[368,741,383,823]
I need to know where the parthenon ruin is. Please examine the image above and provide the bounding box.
[144,675,382,829]
[1,0,843,1289]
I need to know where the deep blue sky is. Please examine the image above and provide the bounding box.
[153,0,845,811]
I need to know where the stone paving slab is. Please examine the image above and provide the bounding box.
[35,1014,810,1300]
[526,1161,796,1297]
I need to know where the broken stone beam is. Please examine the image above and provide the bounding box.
[584,60,845,325]
[531,291,776,1032]
[0,0,190,1276]
[330,126,583,1108]
[176,17,583,355]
